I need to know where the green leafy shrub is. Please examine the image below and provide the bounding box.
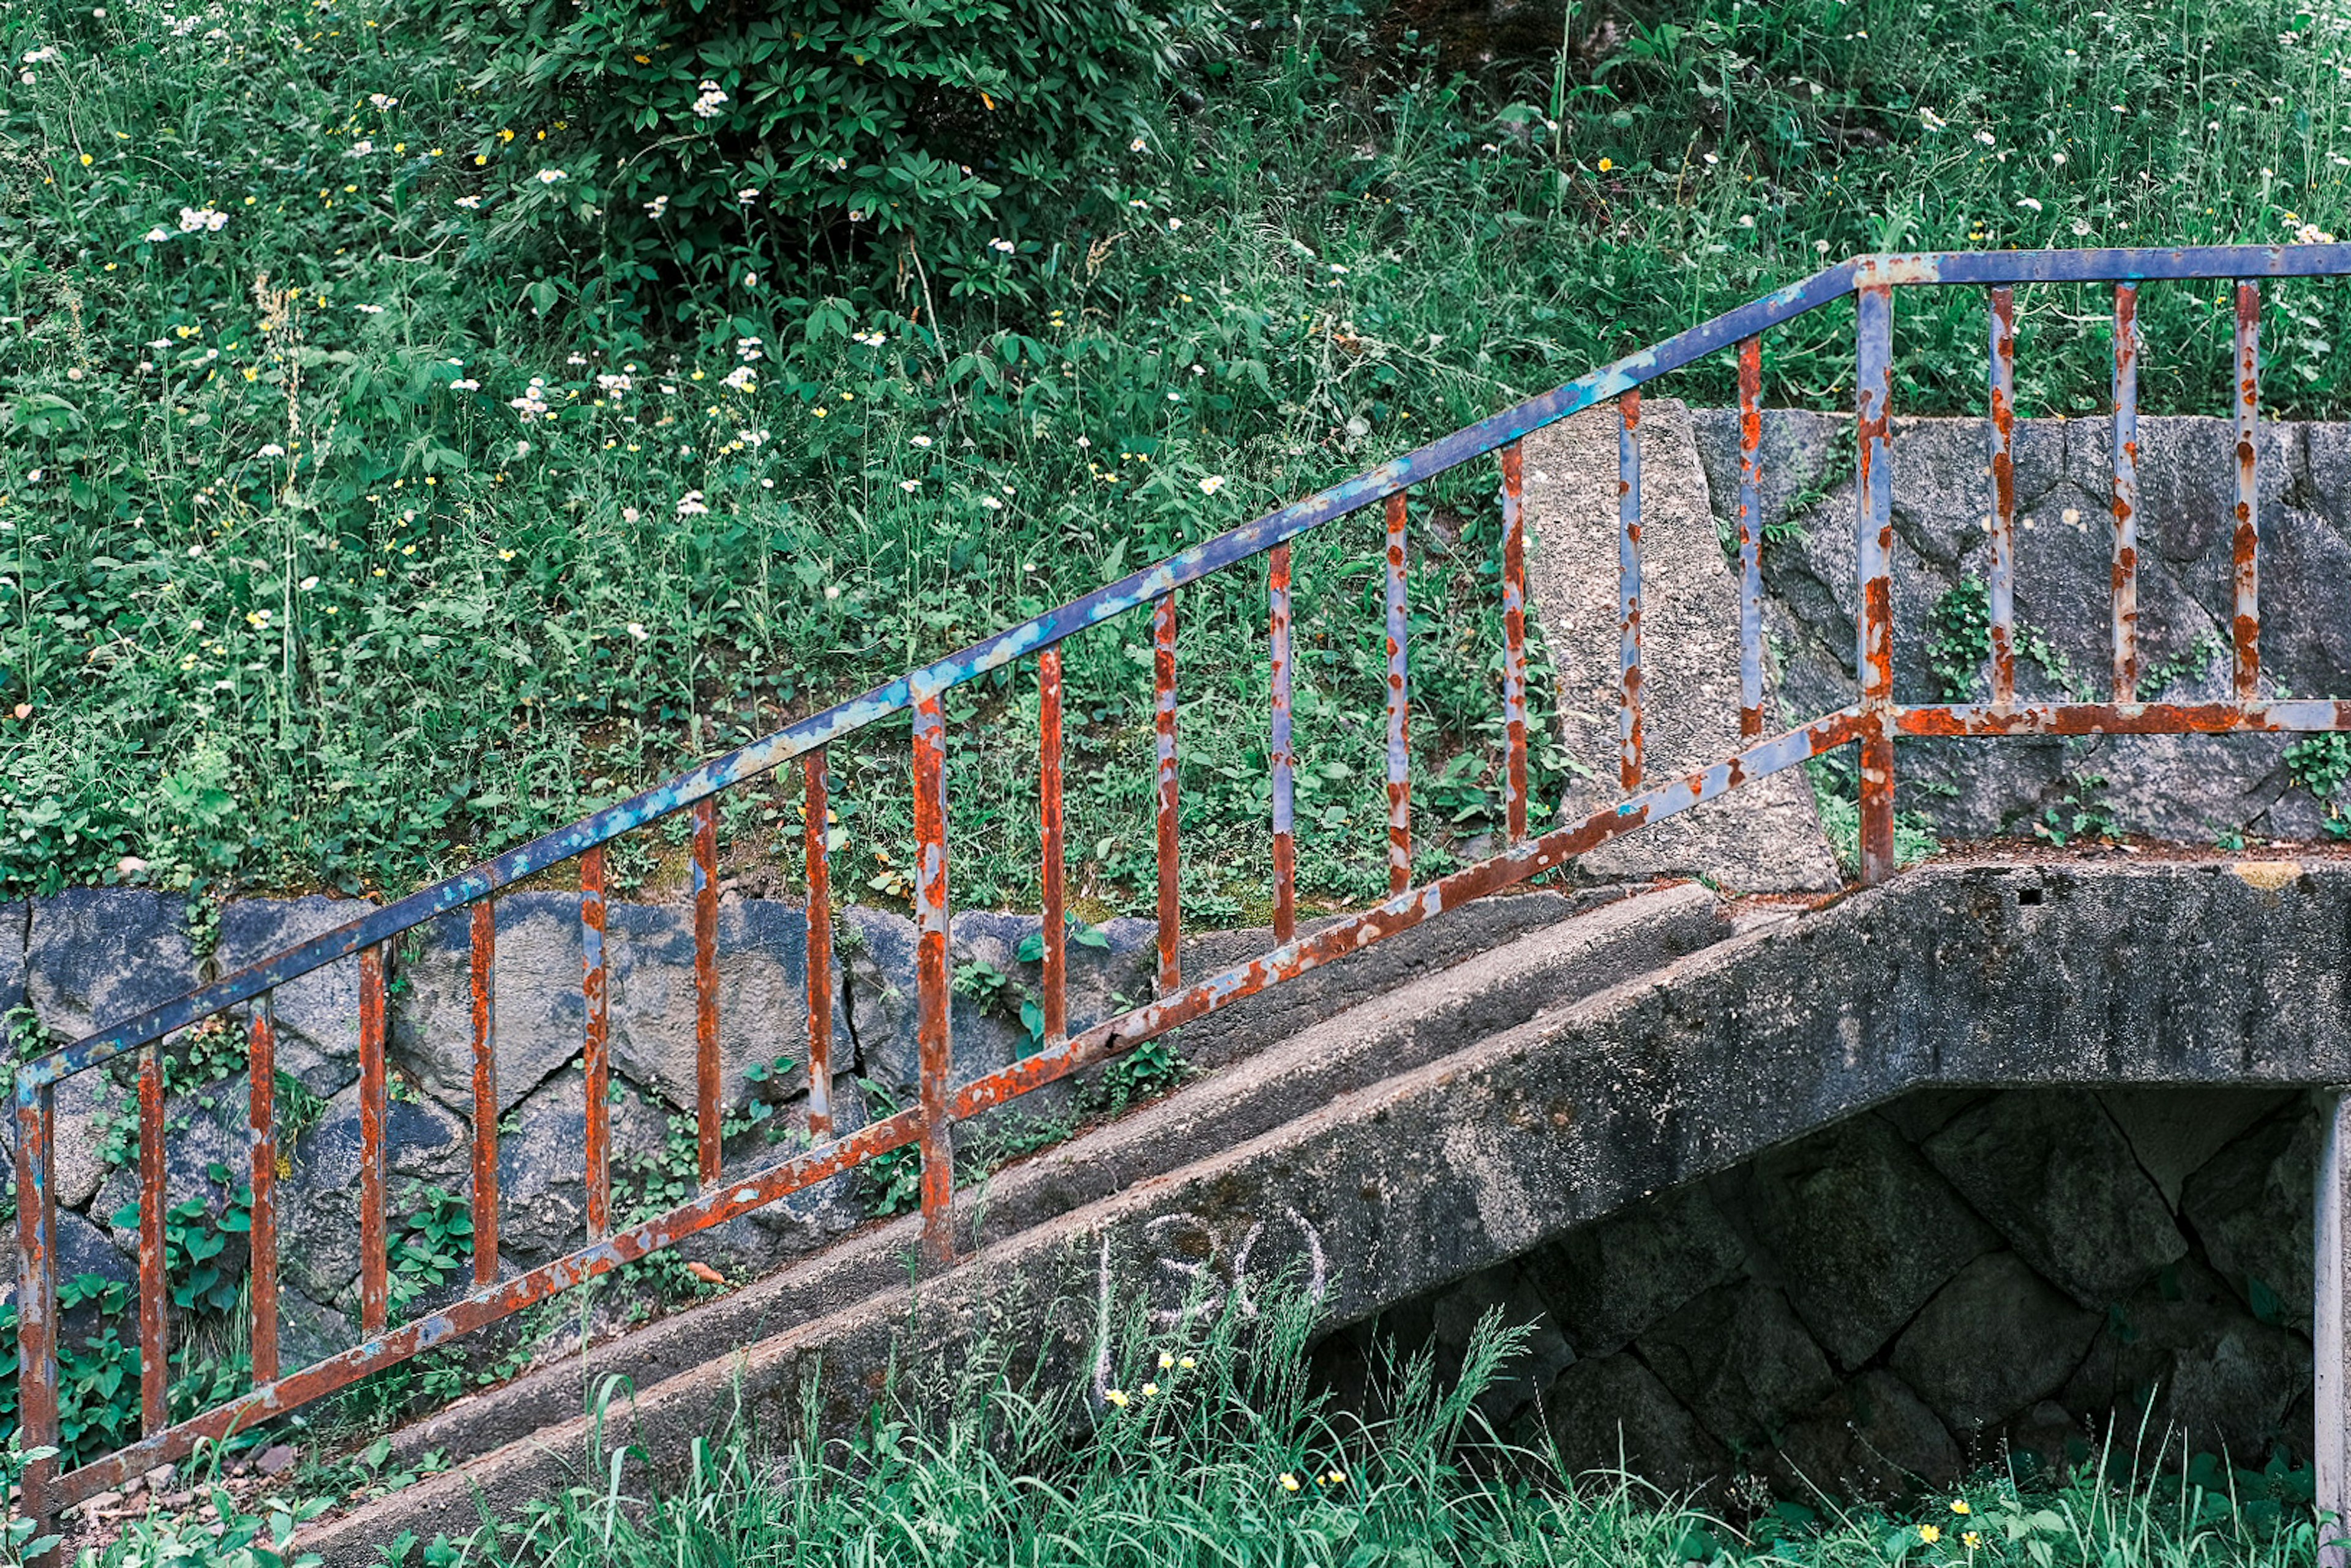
[438,0,1183,302]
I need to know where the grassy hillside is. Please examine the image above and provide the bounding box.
[4,0,2347,926]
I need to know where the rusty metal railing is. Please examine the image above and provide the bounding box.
[13,245,2351,1551]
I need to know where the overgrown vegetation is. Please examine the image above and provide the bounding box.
[51,1292,2327,1568]
[7,0,2350,913]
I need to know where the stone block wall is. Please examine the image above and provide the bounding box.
[1315,1084,2323,1499]
[0,888,1161,1371]
[1686,412,2351,842]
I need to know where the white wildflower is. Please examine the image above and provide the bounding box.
[143,226,173,242]
[536,168,567,186]
[735,336,763,362]
[644,193,669,217]
[721,365,756,392]
[367,92,398,110]
[988,237,1015,254]
[177,206,228,233]
[1918,107,1948,130]
[454,194,482,209]
[676,491,709,517]
[1199,475,1226,495]
[2016,197,2043,212]
[691,80,728,119]
[349,138,373,156]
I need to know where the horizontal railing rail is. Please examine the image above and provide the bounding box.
[15,244,2351,1559]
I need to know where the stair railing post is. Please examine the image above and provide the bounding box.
[2319,1090,2350,1568]
[15,1078,61,1567]
[1854,282,1898,885]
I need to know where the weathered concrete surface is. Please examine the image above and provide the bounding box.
[351,882,1728,1485]
[1688,411,2351,841]
[1523,398,1841,892]
[304,859,2351,1558]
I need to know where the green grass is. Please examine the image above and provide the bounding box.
[64,1295,2332,1568]
[6,0,2351,921]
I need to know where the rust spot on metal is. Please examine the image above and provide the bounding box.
[1270,543,1297,945]
[1500,440,1530,844]
[1154,590,1182,994]
[2233,279,2262,700]
[912,694,955,1268]
[582,846,611,1239]
[805,751,836,1136]
[249,999,279,1384]
[1988,287,2019,707]
[1386,491,1412,893]
[694,795,721,1188]
[470,901,499,1288]
[359,945,388,1335]
[1736,335,1766,740]
[138,1044,167,1434]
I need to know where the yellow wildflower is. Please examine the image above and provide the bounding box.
[1920,1525,1941,1545]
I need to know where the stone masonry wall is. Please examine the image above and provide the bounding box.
[1317,1084,2325,1501]
[1688,412,2351,842]
[0,888,1167,1370]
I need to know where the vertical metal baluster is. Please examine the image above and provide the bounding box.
[1270,544,1297,946]
[1153,590,1180,995]
[2318,1090,2351,1568]
[2112,281,2141,700]
[1988,287,2019,707]
[138,1043,167,1432]
[359,945,388,1335]
[470,902,499,1287]
[1618,390,1645,792]
[2233,279,2262,701]
[248,996,279,1384]
[1736,337,1766,740]
[1385,492,1412,893]
[1038,653,1068,1045]
[582,846,610,1241]
[15,1080,59,1564]
[693,795,721,1188]
[1500,440,1530,845]
[1855,283,1898,885]
[804,752,836,1140]
[911,692,954,1267]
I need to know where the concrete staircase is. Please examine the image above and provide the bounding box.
[306,856,2351,1558]
[304,879,1734,1557]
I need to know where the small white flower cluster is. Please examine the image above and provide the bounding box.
[988,237,1015,254]
[167,14,200,35]
[142,226,173,243]
[677,490,710,517]
[596,372,634,396]
[721,364,756,392]
[509,376,550,419]
[735,336,763,362]
[536,168,567,186]
[644,193,669,217]
[354,302,386,315]
[853,329,888,347]
[367,92,398,110]
[350,138,374,156]
[455,194,482,209]
[449,377,481,391]
[2295,222,2338,244]
[20,44,59,81]
[737,187,760,203]
[178,205,228,233]
[690,80,727,119]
